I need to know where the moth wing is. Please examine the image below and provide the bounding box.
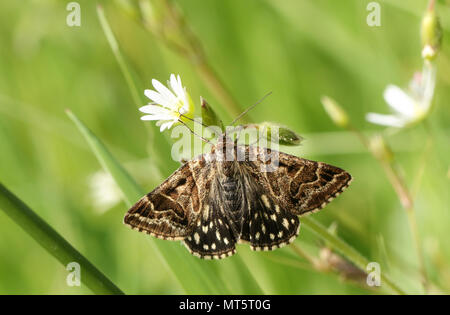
[239,176,300,251]
[182,190,239,259]
[124,158,209,240]
[243,145,352,216]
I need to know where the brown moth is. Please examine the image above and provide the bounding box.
[124,135,352,259]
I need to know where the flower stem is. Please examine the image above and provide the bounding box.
[290,242,318,266]
[196,60,244,119]
[381,160,428,291]
[0,182,124,295]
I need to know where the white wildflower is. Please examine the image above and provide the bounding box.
[139,74,194,131]
[366,63,436,128]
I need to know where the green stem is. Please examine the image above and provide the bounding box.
[97,5,141,108]
[0,182,124,295]
[376,157,428,292]
[195,60,244,119]
[290,243,318,266]
[302,217,405,295]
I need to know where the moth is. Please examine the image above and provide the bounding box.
[124,134,352,259]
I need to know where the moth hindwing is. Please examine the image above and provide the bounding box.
[124,143,352,259]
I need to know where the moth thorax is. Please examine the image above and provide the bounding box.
[216,134,246,163]
[216,158,238,177]
[216,135,236,161]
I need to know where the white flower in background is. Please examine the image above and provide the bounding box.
[139,74,194,131]
[89,171,122,214]
[366,63,436,128]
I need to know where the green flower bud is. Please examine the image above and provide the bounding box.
[421,0,442,61]
[321,96,349,128]
[260,122,303,146]
[200,97,224,131]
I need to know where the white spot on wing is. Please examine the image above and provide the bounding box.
[275,205,280,213]
[194,233,200,244]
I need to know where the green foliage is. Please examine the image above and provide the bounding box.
[0,0,449,294]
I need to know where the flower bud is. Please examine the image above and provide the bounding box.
[421,0,442,60]
[319,248,367,283]
[260,122,303,146]
[201,97,224,130]
[321,96,349,128]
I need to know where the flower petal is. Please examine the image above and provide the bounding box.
[170,74,184,100]
[144,90,172,109]
[178,75,189,105]
[152,79,177,105]
[383,85,416,117]
[159,120,175,132]
[366,113,407,128]
[140,114,172,121]
[139,104,172,115]
[169,74,179,93]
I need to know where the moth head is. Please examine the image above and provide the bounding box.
[216,133,236,160]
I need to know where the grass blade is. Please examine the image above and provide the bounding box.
[0,182,124,295]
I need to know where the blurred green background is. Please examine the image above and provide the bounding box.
[0,0,449,294]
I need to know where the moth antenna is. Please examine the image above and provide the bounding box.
[231,91,273,126]
[177,119,213,145]
[179,113,209,129]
